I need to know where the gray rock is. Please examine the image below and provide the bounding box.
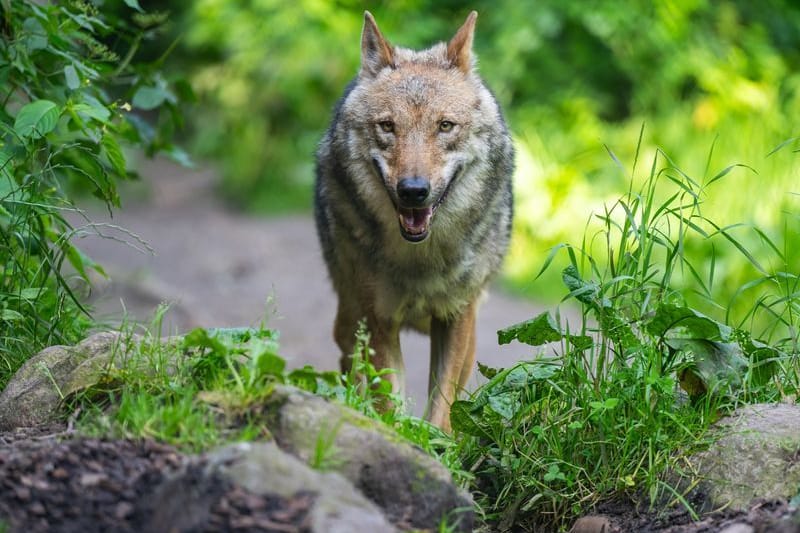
[0,332,139,430]
[686,403,800,512]
[718,524,754,533]
[143,441,396,533]
[264,385,474,531]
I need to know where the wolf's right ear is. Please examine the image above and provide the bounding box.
[360,11,394,78]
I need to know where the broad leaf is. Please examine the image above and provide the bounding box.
[132,85,174,111]
[14,100,60,139]
[669,338,747,397]
[498,311,592,349]
[647,303,732,341]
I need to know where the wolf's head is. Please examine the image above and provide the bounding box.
[341,11,500,243]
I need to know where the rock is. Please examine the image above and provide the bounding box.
[0,332,137,430]
[686,403,800,512]
[719,523,754,533]
[143,441,396,533]
[570,514,613,532]
[264,384,474,531]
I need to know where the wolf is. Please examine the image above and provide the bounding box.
[314,10,514,430]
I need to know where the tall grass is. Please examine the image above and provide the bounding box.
[452,135,799,530]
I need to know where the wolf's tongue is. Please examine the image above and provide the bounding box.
[399,206,432,234]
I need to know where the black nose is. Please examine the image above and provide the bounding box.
[397,177,430,207]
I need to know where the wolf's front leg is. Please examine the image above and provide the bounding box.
[334,301,405,405]
[427,300,477,431]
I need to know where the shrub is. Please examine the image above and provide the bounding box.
[0,0,188,386]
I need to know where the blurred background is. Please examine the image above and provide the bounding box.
[119,0,800,308]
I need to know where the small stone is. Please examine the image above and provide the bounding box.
[718,523,754,533]
[29,502,46,516]
[571,515,614,533]
[14,486,31,501]
[114,501,135,520]
[79,472,106,486]
[50,467,69,479]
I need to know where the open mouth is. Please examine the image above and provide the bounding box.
[398,206,434,242]
[391,164,463,243]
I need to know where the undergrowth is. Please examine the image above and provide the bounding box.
[0,1,187,388]
[74,310,459,473]
[451,132,799,531]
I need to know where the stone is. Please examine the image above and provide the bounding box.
[686,403,800,512]
[264,384,474,531]
[0,332,133,430]
[143,441,396,533]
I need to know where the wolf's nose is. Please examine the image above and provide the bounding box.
[397,177,430,207]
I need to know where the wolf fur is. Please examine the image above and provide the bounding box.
[314,10,514,430]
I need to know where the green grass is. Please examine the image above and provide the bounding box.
[450,140,799,530]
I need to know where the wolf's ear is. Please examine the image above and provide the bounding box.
[361,11,394,78]
[447,11,477,74]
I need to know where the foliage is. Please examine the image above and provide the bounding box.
[452,146,799,530]
[0,1,188,386]
[75,312,457,467]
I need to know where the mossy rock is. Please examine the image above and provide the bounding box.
[686,403,800,512]
[264,385,474,531]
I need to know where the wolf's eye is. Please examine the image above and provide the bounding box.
[378,120,395,133]
[438,120,455,133]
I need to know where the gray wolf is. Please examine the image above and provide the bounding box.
[314,10,514,430]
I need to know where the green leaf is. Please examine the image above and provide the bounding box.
[0,149,14,191]
[64,65,80,90]
[183,328,230,356]
[73,94,112,122]
[124,0,145,12]
[14,100,60,139]
[646,303,732,341]
[562,264,603,307]
[487,391,518,419]
[63,242,107,281]
[450,400,487,437]
[477,361,499,379]
[498,312,561,346]
[498,311,591,349]
[22,17,47,50]
[250,341,286,378]
[1,309,24,321]
[102,134,127,176]
[132,85,171,111]
[670,338,747,396]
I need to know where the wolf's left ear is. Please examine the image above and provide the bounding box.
[361,11,394,78]
[447,11,477,74]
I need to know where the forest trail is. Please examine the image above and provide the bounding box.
[75,157,549,414]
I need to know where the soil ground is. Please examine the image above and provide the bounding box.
[6,157,796,532]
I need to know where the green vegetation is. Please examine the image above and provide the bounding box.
[451,145,798,530]
[0,1,187,387]
[75,312,452,462]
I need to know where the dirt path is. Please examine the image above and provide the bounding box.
[73,157,545,414]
